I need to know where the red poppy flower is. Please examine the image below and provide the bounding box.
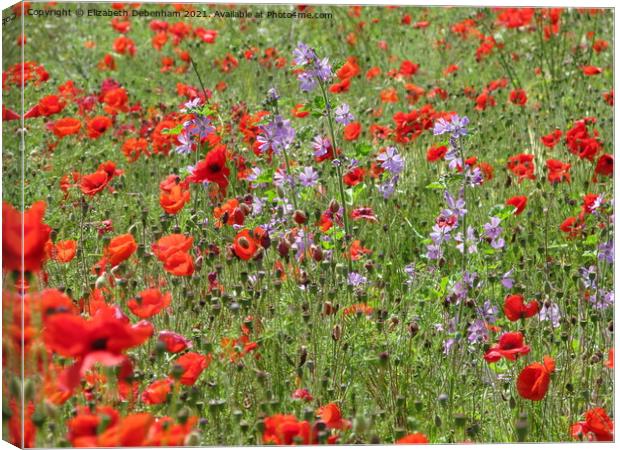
[263,414,313,445]
[349,240,372,261]
[102,87,129,115]
[594,153,613,179]
[172,352,211,386]
[43,306,153,390]
[582,65,602,76]
[67,405,121,446]
[128,288,171,318]
[317,403,351,430]
[52,117,81,137]
[163,251,195,276]
[565,118,602,161]
[571,407,614,441]
[560,216,582,236]
[506,195,527,215]
[503,294,539,321]
[366,66,381,80]
[605,348,613,369]
[546,159,571,184]
[399,60,419,77]
[507,153,535,181]
[160,184,190,215]
[2,105,20,121]
[343,167,366,186]
[113,36,137,56]
[152,234,193,262]
[104,233,137,267]
[232,229,260,260]
[121,137,150,162]
[52,239,77,263]
[141,379,172,405]
[475,89,496,110]
[396,433,429,444]
[343,121,362,141]
[337,56,361,80]
[351,207,378,222]
[97,413,153,447]
[25,94,66,118]
[80,170,110,196]
[213,198,245,228]
[329,78,351,93]
[540,130,562,148]
[427,145,448,162]
[380,87,399,103]
[484,332,531,363]
[3,200,52,273]
[516,355,555,401]
[509,88,527,106]
[189,145,230,193]
[87,115,113,139]
[292,388,313,402]
[158,331,192,353]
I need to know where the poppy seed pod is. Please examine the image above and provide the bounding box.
[332,324,342,341]
[311,245,323,262]
[293,210,307,224]
[329,199,340,213]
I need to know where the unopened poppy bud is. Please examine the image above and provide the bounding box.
[31,407,46,427]
[454,413,466,428]
[331,324,342,341]
[353,415,370,434]
[509,396,516,409]
[277,239,290,258]
[516,414,529,441]
[95,273,107,289]
[408,321,419,337]
[293,210,307,224]
[311,245,323,262]
[323,301,334,315]
[177,407,190,424]
[171,364,185,380]
[329,199,340,213]
[185,432,200,446]
[378,351,389,367]
[438,393,448,406]
[24,379,35,402]
[434,414,442,427]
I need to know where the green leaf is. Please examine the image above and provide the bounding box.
[354,143,373,157]
[160,123,183,136]
[425,181,445,190]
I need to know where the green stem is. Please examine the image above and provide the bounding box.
[318,81,351,243]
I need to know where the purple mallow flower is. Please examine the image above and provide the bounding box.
[312,135,331,158]
[377,147,404,175]
[335,103,354,125]
[455,226,478,254]
[257,115,296,154]
[483,217,505,250]
[298,166,319,187]
[175,132,193,155]
[433,114,469,138]
[598,241,614,264]
[539,302,561,328]
[348,272,367,287]
[293,42,333,92]
[467,319,488,344]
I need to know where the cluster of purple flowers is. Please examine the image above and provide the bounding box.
[293,42,333,92]
[376,147,404,199]
[257,115,296,155]
[334,103,354,125]
[580,265,614,310]
[483,217,505,250]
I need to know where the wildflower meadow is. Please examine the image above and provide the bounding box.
[1,2,615,447]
